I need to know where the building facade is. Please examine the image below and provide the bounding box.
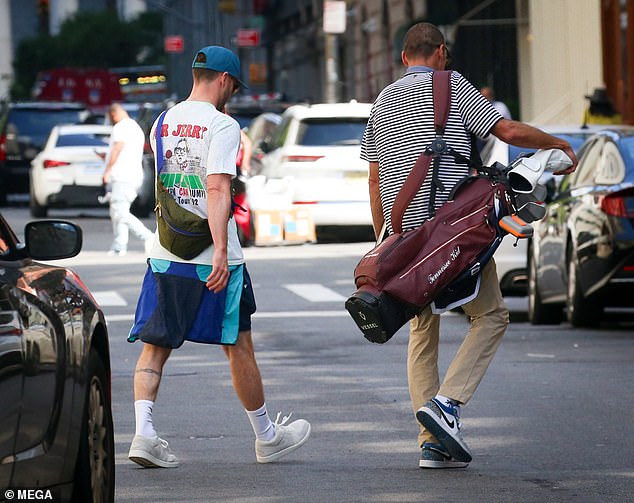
[2,0,632,126]
[263,0,632,126]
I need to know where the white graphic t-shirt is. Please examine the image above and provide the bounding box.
[107,117,145,188]
[148,100,244,266]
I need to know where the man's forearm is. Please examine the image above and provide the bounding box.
[368,162,384,238]
[206,184,230,252]
[491,119,578,172]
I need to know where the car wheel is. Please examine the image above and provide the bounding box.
[71,349,115,503]
[29,190,48,218]
[527,247,563,325]
[566,248,602,327]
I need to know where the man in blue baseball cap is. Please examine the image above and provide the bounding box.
[127,45,310,469]
[192,45,249,90]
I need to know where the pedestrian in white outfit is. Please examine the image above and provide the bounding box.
[102,103,154,255]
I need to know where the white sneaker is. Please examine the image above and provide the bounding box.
[128,434,179,468]
[107,249,127,257]
[255,412,311,463]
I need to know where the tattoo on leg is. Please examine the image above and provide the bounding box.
[135,367,162,377]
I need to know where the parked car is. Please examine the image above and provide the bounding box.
[528,126,634,326]
[0,102,89,206]
[480,125,605,296]
[249,101,374,240]
[30,124,112,217]
[0,213,114,501]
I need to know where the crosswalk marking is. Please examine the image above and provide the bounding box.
[283,283,347,302]
[93,290,128,307]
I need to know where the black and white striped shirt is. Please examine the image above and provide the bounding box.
[361,68,502,234]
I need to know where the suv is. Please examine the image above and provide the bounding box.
[0,101,89,205]
[251,101,373,237]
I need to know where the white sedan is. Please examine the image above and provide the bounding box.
[30,124,111,217]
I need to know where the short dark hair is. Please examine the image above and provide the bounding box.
[403,22,445,59]
[192,67,222,83]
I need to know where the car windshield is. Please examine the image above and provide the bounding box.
[10,109,85,145]
[296,118,368,146]
[56,132,111,147]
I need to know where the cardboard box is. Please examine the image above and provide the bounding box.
[283,207,316,243]
[254,209,284,246]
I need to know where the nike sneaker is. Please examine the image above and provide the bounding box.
[420,442,469,469]
[416,398,472,463]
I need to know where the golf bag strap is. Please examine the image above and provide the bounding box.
[391,70,452,234]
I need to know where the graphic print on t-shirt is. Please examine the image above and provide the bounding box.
[158,121,209,211]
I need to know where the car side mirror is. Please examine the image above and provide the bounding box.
[25,220,83,260]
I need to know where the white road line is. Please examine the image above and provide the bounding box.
[526,353,556,359]
[283,283,347,302]
[93,291,128,307]
[105,310,348,323]
[256,310,346,318]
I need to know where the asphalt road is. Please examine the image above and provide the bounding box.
[4,207,634,503]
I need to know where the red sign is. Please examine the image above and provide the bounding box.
[237,29,260,47]
[164,35,184,53]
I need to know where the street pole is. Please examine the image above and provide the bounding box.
[324,33,338,103]
[323,0,346,104]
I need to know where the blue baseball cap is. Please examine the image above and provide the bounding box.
[192,46,248,89]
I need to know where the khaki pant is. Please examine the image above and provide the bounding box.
[407,259,509,447]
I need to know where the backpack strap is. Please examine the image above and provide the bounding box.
[155,110,168,174]
[391,70,451,234]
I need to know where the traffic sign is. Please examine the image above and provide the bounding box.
[323,1,346,34]
[237,29,260,47]
[164,35,184,53]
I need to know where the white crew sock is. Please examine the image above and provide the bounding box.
[246,403,276,441]
[134,400,157,438]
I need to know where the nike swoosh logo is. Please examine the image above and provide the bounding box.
[437,406,455,429]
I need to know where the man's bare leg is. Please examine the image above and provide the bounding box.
[134,343,171,401]
[129,343,178,468]
[223,330,265,410]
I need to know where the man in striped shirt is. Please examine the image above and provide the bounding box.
[360,22,577,469]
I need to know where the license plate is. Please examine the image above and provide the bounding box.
[344,172,367,180]
[79,163,104,175]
